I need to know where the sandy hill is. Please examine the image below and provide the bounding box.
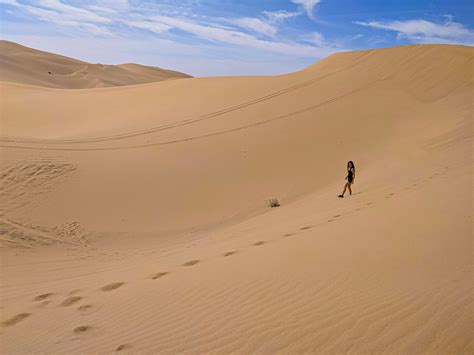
[0,40,191,88]
[0,44,473,353]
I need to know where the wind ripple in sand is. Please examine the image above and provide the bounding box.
[122,272,472,353]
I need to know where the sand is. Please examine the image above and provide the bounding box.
[0,40,191,89]
[0,43,473,353]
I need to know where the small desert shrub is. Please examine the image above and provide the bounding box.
[267,198,280,208]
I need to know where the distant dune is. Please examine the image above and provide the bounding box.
[0,44,472,353]
[0,40,192,88]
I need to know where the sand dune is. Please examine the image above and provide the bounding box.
[0,40,191,89]
[0,44,473,353]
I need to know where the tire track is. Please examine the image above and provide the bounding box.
[0,78,381,152]
[0,50,375,145]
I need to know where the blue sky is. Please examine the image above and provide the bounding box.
[1,0,473,76]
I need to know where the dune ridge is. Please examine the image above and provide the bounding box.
[0,40,191,89]
[0,44,472,353]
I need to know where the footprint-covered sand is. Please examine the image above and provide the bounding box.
[0,43,473,353]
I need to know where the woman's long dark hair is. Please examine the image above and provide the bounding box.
[347,161,355,171]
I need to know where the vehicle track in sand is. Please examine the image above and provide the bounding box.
[0,50,376,146]
[0,77,382,152]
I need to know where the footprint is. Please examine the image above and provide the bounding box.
[332,215,341,218]
[74,325,91,334]
[300,226,311,230]
[223,251,237,257]
[68,289,82,295]
[366,202,373,206]
[328,219,336,222]
[390,193,394,196]
[150,272,168,280]
[60,296,82,307]
[182,260,200,267]
[283,233,293,238]
[117,344,133,352]
[101,282,125,292]
[78,304,93,312]
[33,293,54,302]
[36,300,51,308]
[1,313,31,327]
[253,241,265,246]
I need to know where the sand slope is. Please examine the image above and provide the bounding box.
[0,40,191,89]
[0,44,473,353]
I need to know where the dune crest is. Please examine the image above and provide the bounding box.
[0,40,191,89]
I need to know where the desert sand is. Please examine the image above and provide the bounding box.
[0,40,191,89]
[0,43,473,353]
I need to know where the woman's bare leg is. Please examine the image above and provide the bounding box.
[341,182,349,196]
[348,183,352,195]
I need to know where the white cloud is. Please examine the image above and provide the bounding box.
[303,32,326,46]
[262,10,300,23]
[291,0,321,19]
[123,19,171,34]
[147,14,339,57]
[80,23,115,36]
[233,17,277,37]
[32,0,111,24]
[91,0,129,9]
[229,10,299,37]
[2,0,113,35]
[22,4,114,35]
[86,5,120,15]
[84,0,130,14]
[348,33,363,41]
[355,18,474,45]
[0,0,19,5]
[0,0,334,54]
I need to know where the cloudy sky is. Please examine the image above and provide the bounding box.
[1,0,473,76]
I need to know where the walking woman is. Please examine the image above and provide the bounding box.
[338,161,355,198]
